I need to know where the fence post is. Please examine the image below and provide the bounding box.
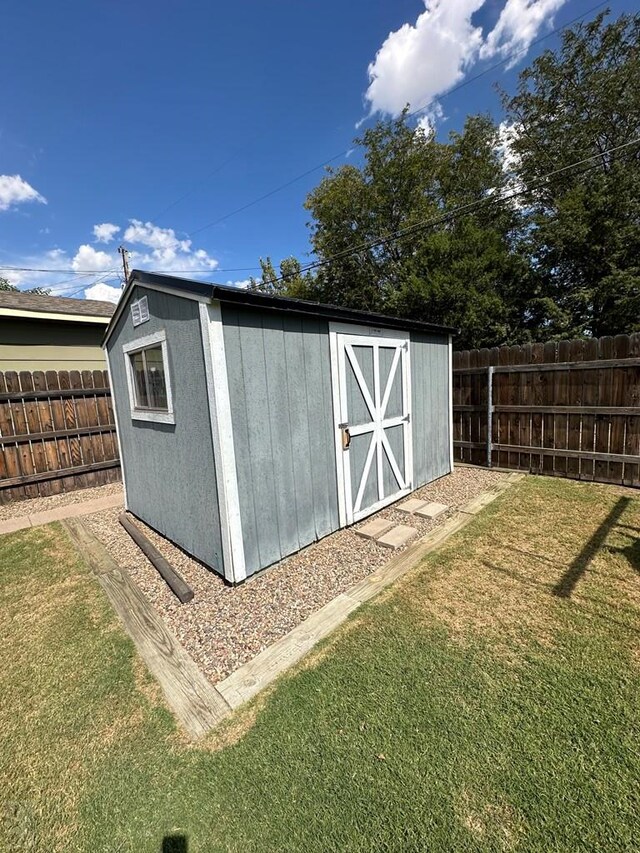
[487,366,494,468]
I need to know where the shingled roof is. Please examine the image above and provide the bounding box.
[0,290,116,319]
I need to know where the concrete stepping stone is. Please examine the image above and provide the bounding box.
[356,517,394,541]
[376,524,418,549]
[415,502,448,519]
[397,498,428,514]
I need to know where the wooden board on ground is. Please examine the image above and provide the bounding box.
[62,517,230,739]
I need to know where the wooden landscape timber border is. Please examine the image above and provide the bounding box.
[0,369,121,503]
[453,334,640,487]
[61,473,525,737]
[62,517,230,739]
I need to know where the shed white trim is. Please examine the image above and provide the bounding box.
[329,329,348,527]
[448,334,454,472]
[122,329,175,425]
[329,321,409,339]
[105,347,129,510]
[199,300,246,584]
[0,306,111,324]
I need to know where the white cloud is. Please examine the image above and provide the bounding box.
[84,282,122,303]
[93,222,120,243]
[227,278,253,289]
[495,121,528,207]
[123,219,192,253]
[497,120,521,172]
[480,0,567,66]
[363,0,567,125]
[2,216,219,299]
[72,244,115,272]
[122,219,219,274]
[0,174,47,211]
[416,105,443,138]
[364,0,486,119]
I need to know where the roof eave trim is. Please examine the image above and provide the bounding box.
[103,269,458,346]
[0,307,112,324]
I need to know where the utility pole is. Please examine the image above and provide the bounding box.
[118,245,130,286]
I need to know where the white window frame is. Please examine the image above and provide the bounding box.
[122,330,175,424]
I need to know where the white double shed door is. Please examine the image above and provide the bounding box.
[329,324,413,527]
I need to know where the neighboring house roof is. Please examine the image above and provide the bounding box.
[104,269,458,345]
[0,290,117,324]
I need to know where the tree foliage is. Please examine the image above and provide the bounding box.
[503,11,640,339]
[260,11,640,349]
[0,276,51,296]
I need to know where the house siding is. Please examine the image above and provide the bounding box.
[410,332,451,487]
[0,318,108,371]
[106,285,223,572]
[222,305,339,577]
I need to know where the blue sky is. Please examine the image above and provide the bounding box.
[0,0,634,302]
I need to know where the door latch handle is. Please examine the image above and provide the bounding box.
[341,425,351,450]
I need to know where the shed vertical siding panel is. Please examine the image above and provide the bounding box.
[301,318,338,540]
[435,341,450,473]
[235,309,282,571]
[411,332,450,487]
[412,335,428,483]
[282,316,316,552]
[262,313,301,557]
[223,306,339,577]
[106,286,223,571]
[221,308,260,574]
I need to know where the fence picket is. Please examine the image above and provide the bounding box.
[0,369,121,504]
[453,333,640,489]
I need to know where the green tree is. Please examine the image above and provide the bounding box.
[302,113,443,313]
[251,256,315,298]
[261,11,640,347]
[282,113,530,348]
[503,11,640,339]
[0,276,51,295]
[388,114,533,348]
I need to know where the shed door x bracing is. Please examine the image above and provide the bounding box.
[331,328,413,525]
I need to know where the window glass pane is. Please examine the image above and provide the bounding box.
[129,344,168,412]
[130,351,149,408]
[144,346,167,409]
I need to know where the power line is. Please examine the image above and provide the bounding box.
[184,0,610,238]
[1,3,611,297]
[35,272,105,292]
[188,152,346,236]
[0,264,263,275]
[251,137,640,288]
[12,136,636,296]
[64,269,121,299]
[148,152,240,223]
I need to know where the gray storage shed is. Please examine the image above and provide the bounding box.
[104,270,455,584]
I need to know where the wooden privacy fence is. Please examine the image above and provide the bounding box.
[453,334,640,488]
[0,370,121,504]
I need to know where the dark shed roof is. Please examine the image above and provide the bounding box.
[104,269,457,343]
[0,289,116,318]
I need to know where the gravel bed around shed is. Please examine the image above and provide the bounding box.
[0,482,123,522]
[83,467,505,685]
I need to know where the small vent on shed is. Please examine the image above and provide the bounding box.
[131,296,149,327]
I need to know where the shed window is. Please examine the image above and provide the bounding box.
[129,345,168,410]
[122,330,174,424]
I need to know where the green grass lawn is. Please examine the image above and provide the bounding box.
[1,476,639,852]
